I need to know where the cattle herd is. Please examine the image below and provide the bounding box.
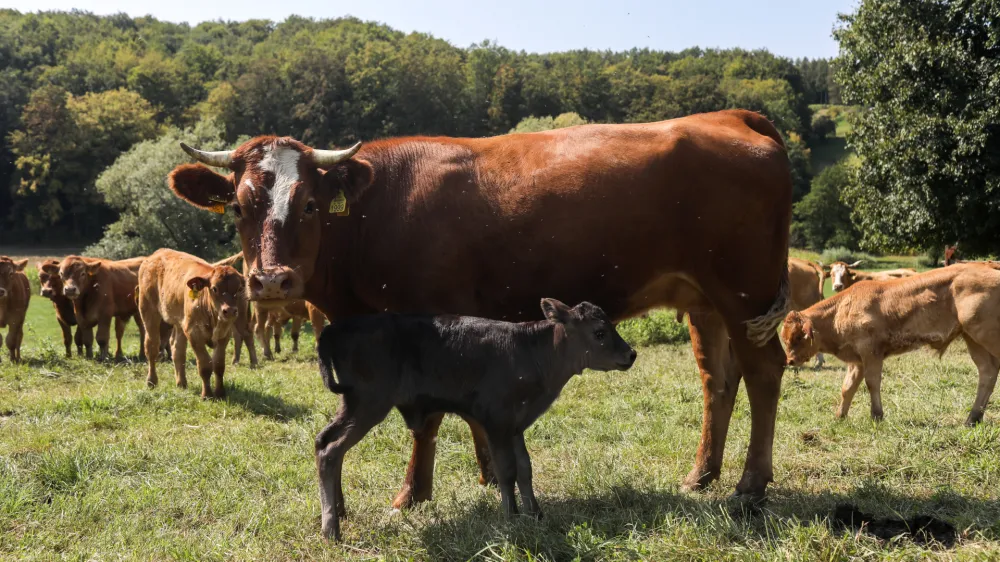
[0,109,998,542]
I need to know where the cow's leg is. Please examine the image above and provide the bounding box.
[190,339,213,399]
[272,319,282,354]
[486,430,519,517]
[14,325,23,362]
[836,363,864,419]
[74,325,84,356]
[392,412,444,509]
[814,352,825,369]
[308,306,325,349]
[6,326,20,363]
[243,322,258,368]
[231,328,243,365]
[172,330,188,389]
[512,432,540,518]
[862,357,885,420]
[290,317,302,353]
[160,322,173,361]
[681,311,741,492]
[316,395,390,542]
[113,317,126,361]
[81,326,94,359]
[58,319,73,358]
[729,334,786,500]
[142,313,161,389]
[211,337,228,399]
[459,415,496,487]
[95,317,112,361]
[135,313,147,362]
[964,338,1000,426]
[256,310,272,360]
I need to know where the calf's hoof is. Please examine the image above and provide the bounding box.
[870,410,884,422]
[391,486,430,510]
[146,378,157,389]
[680,467,719,493]
[965,413,984,427]
[321,518,341,543]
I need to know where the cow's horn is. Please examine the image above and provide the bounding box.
[848,260,864,267]
[312,142,362,167]
[180,143,234,168]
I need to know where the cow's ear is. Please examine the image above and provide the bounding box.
[802,318,814,341]
[35,262,47,275]
[323,159,374,203]
[186,276,210,292]
[85,262,101,276]
[14,259,28,272]
[169,164,236,210]
[540,298,571,323]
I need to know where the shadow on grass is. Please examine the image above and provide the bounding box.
[225,383,311,421]
[417,484,1000,560]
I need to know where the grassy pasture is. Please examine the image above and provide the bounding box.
[2,257,1000,560]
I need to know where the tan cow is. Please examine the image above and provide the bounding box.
[37,259,90,358]
[788,258,827,368]
[782,263,1000,425]
[828,260,917,292]
[138,249,247,398]
[0,257,30,363]
[59,256,145,361]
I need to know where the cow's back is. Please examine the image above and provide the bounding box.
[788,258,824,310]
[329,110,791,326]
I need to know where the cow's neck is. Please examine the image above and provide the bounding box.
[804,298,843,355]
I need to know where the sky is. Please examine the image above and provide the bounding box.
[3,0,857,59]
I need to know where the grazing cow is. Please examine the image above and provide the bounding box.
[59,256,145,361]
[315,298,636,541]
[782,263,1000,425]
[37,259,90,358]
[168,109,792,502]
[0,257,30,363]
[828,261,917,292]
[788,258,827,368]
[261,300,327,356]
[943,245,961,266]
[138,249,247,398]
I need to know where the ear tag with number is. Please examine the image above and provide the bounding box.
[329,190,348,216]
[208,195,228,215]
[189,288,200,299]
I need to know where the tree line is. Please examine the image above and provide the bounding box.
[0,10,836,247]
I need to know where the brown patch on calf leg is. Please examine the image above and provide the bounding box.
[965,338,1000,426]
[837,364,864,419]
[730,335,786,500]
[682,311,741,492]
[392,412,444,509]
[460,415,496,487]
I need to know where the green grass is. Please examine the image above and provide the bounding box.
[3,287,1000,560]
[808,104,859,174]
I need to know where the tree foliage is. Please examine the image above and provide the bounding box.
[836,0,1000,254]
[0,10,819,246]
[510,112,589,133]
[792,161,858,251]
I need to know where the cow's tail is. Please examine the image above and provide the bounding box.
[744,266,791,347]
[815,262,827,299]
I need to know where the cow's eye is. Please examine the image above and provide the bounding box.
[304,200,316,215]
[594,329,606,341]
[232,204,242,219]
[212,286,218,294]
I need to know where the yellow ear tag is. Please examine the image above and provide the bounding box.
[208,203,226,215]
[188,288,200,299]
[329,190,348,215]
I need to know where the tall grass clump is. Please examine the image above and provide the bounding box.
[616,309,690,347]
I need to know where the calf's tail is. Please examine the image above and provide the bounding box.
[317,326,351,394]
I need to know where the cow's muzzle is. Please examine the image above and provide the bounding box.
[249,266,300,302]
[0,288,7,299]
[63,286,79,299]
[41,288,54,298]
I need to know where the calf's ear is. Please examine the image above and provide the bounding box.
[14,259,28,271]
[85,262,101,276]
[169,164,236,210]
[186,276,210,292]
[540,298,571,323]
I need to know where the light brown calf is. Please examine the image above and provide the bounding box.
[828,260,917,292]
[782,263,1000,425]
[263,300,327,355]
[37,259,90,358]
[59,256,145,361]
[138,249,246,398]
[788,258,827,368]
[0,257,30,363]
[208,252,258,367]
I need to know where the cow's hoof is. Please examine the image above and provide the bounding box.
[680,468,718,493]
[965,414,983,427]
[146,379,157,389]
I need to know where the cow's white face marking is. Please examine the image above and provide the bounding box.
[244,179,255,194]
[830,263,848,291]
[260,144,301,224]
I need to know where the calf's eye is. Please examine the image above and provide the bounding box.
[304,200,316,215]
[232,204,243,219]
[594,329,606,341]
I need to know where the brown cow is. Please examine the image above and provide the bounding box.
[168,109,792,502]
[828,260,917,292]
[0,257,30,363]
[260,300,327,357]
[782,263,1000,425]
[138,248,246,398]
[37,259,90,358]
[787,257,827,368]
[59,256,146,361]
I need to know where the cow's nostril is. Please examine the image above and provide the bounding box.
[280,278,292,293]
[250,277,264,293]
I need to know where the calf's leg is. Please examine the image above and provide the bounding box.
[142,317,161,388]
[460,415,497,487]
[74,325,84,356]
[172,330,188,389]
[316,396,392,542]
[965,338,1000,426]
[81,325,94,359]
[393,412,444,509]
[863,357,885,420]
[837,363,864,419]
[486,431,519,517]
[291,317,302,352]
[190,339,214,399]
[58,319,73,358]
[211,337,228,398]
[512,433,540,518]
[113,317,127,361]
[255,310,272,360]
[682,311,741,492]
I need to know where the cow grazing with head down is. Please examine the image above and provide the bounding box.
[828,261,917,292]
[138,249,248,398]
[783,263,1000,425]
[315,298,636,541]
[0,257,30,363]
[167,109,793,502]
[37,259,90,358]
[58,256,146,361]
